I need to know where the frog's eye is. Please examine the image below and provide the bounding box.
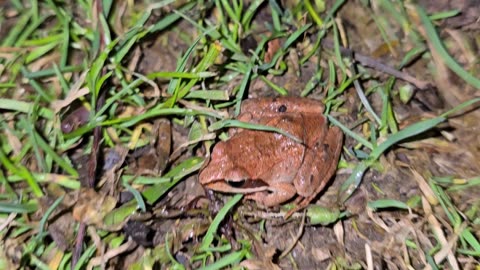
[226,179,246,188]
[278,104,287,112]
[226,179,268,189]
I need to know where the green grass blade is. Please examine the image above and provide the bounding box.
[198,249,247,270]
[305,0,323,26]
[25,41,59,63]
[416,5,480,89]
[339,160,370,203]
[36,195,64,239]
[6,173,79,190]
[185,90,229,101]
[368,199,410,211]
[234,64,252,116]
[32,132,78,177]
[142,157,204,204]
[199,194,243,252]
[1,10,31,46]
[0,201,38,213]
[327,115,373,150]
[148,2,196,33]
[0,146,43,197]
[73,244,96,270]
[370,116,445,160]
[123,182,146,212]
[23,65,84,79]
[0,99,54,119]
[208,119,303,143]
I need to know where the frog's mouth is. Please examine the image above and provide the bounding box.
[206,179,272,194]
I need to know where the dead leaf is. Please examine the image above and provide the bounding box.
[240,245,280,270]
[51,71,88,113]
[73,188,117,226]
[264,38,281,63]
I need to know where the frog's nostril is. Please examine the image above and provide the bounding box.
[278,104,287,112]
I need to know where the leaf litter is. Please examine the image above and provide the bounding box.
[0,0,479,269]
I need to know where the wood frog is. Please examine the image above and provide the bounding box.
[199,97,343,215]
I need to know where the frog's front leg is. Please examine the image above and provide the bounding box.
[246,182,297,207]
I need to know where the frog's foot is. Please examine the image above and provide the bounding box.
[284,196,311,219]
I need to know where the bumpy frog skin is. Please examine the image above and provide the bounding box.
[199,97,343,215]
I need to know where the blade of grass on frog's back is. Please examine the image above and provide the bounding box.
[208,119,303,144]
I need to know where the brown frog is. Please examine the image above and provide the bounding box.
[199,97,343,216]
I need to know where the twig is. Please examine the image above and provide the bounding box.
[72,223,87,266]
[321,39,431,89]
[279,210,306,258]
[72,0,108,267]
[87,238,136,270]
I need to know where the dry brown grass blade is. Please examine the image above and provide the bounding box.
[410,168,438,206]
[86,238,136,270]
[422,197,460,270]
[51,71,89,112]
